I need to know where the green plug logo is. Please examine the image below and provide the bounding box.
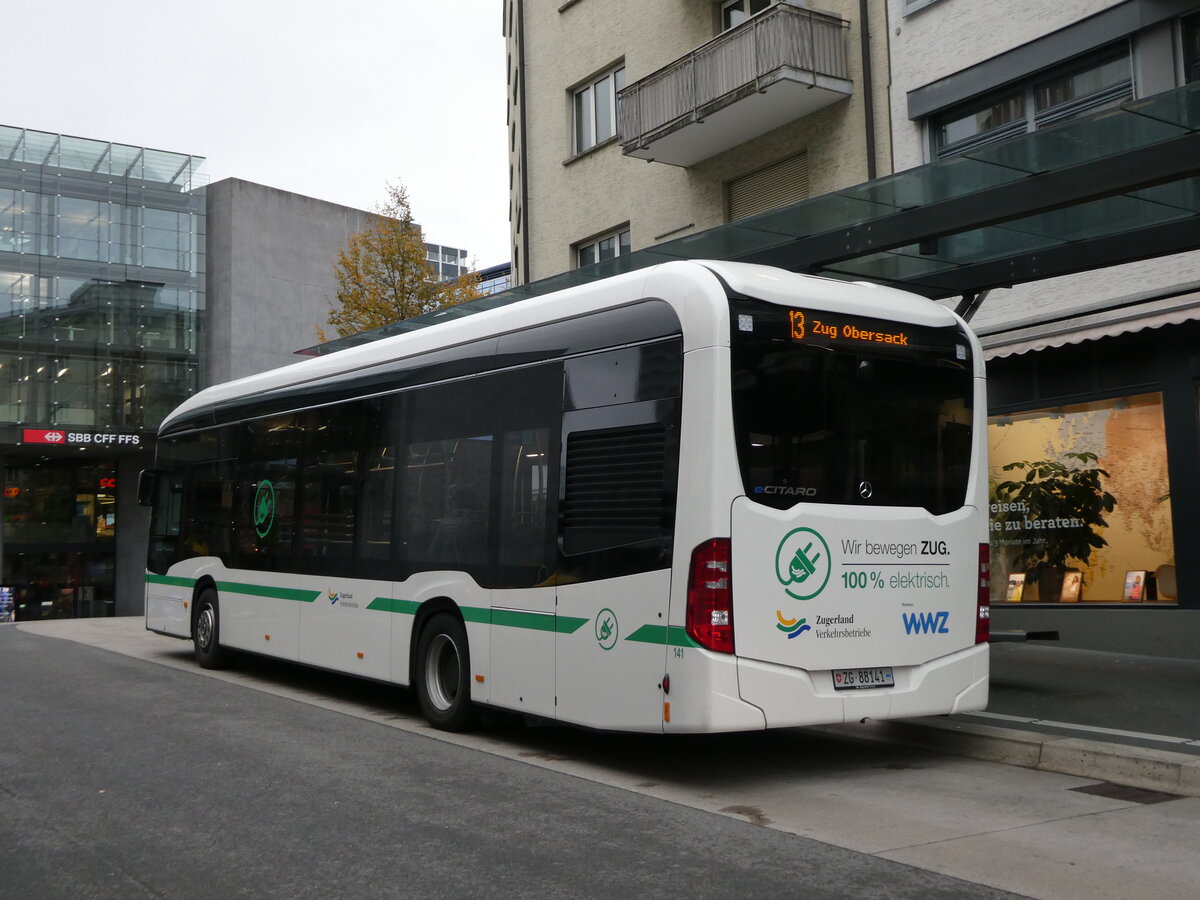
[789,542,821,584]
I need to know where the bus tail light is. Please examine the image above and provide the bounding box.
[976,543,990,645]
[687,538,734,654]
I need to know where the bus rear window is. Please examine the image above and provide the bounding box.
[730,299,974,515]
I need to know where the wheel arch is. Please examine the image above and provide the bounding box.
[190,575,218,637]
[408,596,466,687]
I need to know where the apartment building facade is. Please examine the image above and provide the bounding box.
[505,0,892,284]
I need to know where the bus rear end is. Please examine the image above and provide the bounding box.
[672,268,988,730]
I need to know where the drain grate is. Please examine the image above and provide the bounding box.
[1069,782,1182,804]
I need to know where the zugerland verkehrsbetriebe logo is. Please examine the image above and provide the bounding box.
[775,527,831,600]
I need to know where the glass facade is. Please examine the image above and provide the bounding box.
[0,126,205,429]
[988,393,1175,605]
[424,242,469,283]
[0,125,205,620]
[2,459,117,619]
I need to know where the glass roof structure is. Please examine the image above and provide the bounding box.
[311,82,1200,354]
[0,125,206,191]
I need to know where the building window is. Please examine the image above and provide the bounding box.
[721,0,770,31]
[575,227,630,268]
[1184,11,1200,84]
[987,393,1175,605]
[932,48,1132,158]
[573,65,625,154]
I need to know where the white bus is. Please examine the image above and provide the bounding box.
[142,260,989,732]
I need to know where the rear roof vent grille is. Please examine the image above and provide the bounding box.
[563,424,666,555]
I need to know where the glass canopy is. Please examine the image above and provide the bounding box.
[0,125,206,190]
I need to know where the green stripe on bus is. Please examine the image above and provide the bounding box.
[366,597,421,615]
[145,574,195,588]
[365,598,587,634]
[625,624,698,647]
[460,606,491,625]
[214,581,322,603]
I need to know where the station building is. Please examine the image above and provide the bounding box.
[0,131,382,622]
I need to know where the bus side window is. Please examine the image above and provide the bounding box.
[497,428,551,586]
[359,396,396,562]
[299,404,364,563]
[402,436,492,570]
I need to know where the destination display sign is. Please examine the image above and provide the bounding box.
[730,297,971,367]
[787,310,913,348]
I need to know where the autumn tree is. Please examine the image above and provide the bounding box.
[322,182,482,339]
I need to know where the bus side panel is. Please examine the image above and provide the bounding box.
[555,570,671,732]
[299,575,395,682]
[218,571,306,661]
[145,576,192,638]
[660,647,768,733]
[489,585,556,719]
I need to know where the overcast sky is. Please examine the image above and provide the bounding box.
[3,0,511,267]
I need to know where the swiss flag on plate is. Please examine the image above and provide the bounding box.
[834,673,843,685]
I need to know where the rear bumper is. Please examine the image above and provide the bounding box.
[737,642,989,727]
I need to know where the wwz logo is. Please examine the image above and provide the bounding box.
[775,527,832,600]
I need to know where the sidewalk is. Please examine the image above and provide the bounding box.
[824,642,1200,798]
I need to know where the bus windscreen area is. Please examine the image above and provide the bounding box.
[729,298,974,516]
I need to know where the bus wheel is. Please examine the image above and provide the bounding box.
[193,588,229,670]
[416,613,476,731]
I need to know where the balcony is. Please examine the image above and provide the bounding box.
[618,3,852,167]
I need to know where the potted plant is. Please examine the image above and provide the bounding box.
[993,451,1116,602]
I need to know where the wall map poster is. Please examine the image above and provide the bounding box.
[987,393,1174,604]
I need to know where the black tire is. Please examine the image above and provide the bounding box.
[416,613,477,731]
[193,588,230,669]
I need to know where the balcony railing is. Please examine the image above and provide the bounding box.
[618,3,851,167]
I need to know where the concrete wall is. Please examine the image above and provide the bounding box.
[206,178,375,385]
[508,0,894,283]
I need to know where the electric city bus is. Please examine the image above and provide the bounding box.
[141,260,989,732]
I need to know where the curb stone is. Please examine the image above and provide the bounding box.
[813,717,1200,798]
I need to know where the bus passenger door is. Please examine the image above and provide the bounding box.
[487,426,558,719]
[552,390,680,733]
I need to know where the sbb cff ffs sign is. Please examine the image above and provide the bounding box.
[23,429,142,446]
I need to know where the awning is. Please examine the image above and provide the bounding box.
[980,288,1200,359]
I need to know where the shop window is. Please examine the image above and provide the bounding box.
[988,393,1175,604]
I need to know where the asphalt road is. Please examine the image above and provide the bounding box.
[0,625,1020,900]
